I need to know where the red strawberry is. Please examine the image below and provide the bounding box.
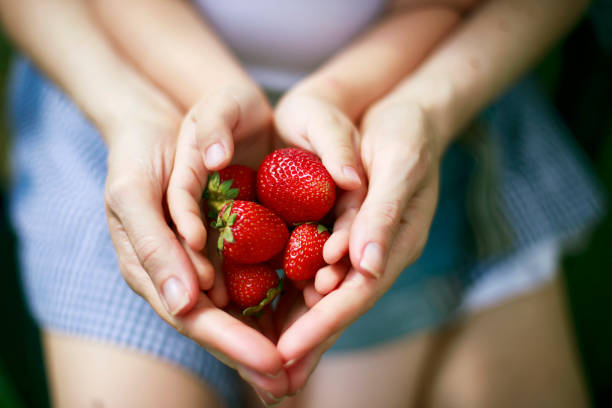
[224,260,282,315]
[257,148,336,223]
[283,223,330,281]
[204,165,256,218]
[213,200,289,264]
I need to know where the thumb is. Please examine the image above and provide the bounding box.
[107,182,200,316]
[349,139,431,279]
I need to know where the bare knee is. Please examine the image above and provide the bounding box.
[43,332,226,408]
[426,281,589,408]
[428,341,500,408]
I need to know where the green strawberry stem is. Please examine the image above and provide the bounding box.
[293,222,330,234]
[203,172,239,218]
[242,278,284,316]
[212,202,236,252]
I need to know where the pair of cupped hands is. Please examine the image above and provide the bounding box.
[104,81,442,404]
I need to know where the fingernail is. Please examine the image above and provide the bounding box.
[265,391,284,404]
[237,365,282,383]
[255,391,283,407]
[205,143,226,168]
[284,359,297,368]
[342,166,361,186]
[264,370,283,379]
[161,277,190,315]
[359,242,383,279]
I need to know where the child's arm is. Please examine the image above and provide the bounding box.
[276,0,591,393]
[281,5,463,120]
[0,0,287,393]
[90,0,258,110]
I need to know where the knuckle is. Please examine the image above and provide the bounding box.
[119,266,143,294]
[173,320,188,336]
[331,142,356,165]
[411,238,427,263]
[377,200,401,227]
[133,236,166,275]
[105,175,138,210]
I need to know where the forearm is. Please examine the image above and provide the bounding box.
[90,0,259,110]
[373,0,591,151]
[289,6,461,120]
[0,0,177,141]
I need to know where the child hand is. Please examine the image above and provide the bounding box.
[167,85,273,304]
[274,92,365,191]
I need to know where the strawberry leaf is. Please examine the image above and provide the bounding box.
[222,228,234,244]
[220,179,234,194]
[217,234,224,251]
[317,224,328,234]
[227,188,239,199]
[223,202,233,219]
[210,218,223,229]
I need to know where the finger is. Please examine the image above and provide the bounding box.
[109,202,288,395]
[168,88,271,252]
[303,283,324,309]
[323,186,366,264]
[180,236,214,291]
[106,182,200,316]
[349,131,432,279]
[285,333,341,394]
[278,270,378,364]
[314,260,350,295]
[305,109,363,190]
[386,178,440,271]
[167,118,209,251]
[194,87,271,170]
[323,207,357,265]
[180,295,288,381]
[237,367,288,406]
[275,95,363,190]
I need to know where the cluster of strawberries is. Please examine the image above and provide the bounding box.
[204,148,335,315]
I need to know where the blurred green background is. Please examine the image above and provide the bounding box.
[0,7,611,408]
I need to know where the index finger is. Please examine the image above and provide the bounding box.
[277,270,379,363]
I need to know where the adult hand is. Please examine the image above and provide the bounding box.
[103,90,289,404]
[276,101,443,393]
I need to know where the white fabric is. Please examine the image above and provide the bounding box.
[193,0,387,90]
[461,239,561,312]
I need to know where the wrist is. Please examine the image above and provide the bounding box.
[287,75,357,119]
[363,98,448,163]
[376,75,466,154]
[85,66,181,147]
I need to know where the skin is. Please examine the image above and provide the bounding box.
[0,0,288,401]
[0,0,591,405]
[275,0,592,396]
[88,1,464,403]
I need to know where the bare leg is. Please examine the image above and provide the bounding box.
[426,277,589,408]
[43,332,226,408]
[277,278,587,408]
